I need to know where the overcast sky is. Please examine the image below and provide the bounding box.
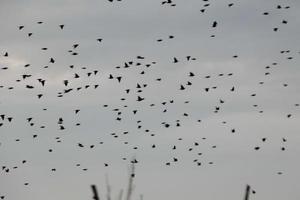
[0,0,300,200]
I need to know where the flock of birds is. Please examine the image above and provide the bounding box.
[0,0,299,199]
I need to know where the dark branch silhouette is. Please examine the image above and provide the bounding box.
[91,184,100,200]
[244,185,251,200]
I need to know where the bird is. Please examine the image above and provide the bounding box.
[173,57,178,63]
[63,80,69,86]
[73,44,79,49]
[212,21,218,28]
[116,76,122,83]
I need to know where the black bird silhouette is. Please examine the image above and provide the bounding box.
[212,21,218,28]
[116,76,122,83]
[137,96,144,102]
[173,57,178,63]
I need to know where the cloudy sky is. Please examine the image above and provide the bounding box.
[0,0,300,199]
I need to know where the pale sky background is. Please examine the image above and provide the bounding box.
[0,0,300,200]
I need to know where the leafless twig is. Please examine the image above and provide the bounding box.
[125,161,135,200]
[91,184,100,200]
[244,185,251,200]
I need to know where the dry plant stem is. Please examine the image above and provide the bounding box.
[244,185,251,200]
[91,184,100,200]
[125,163,135,200]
